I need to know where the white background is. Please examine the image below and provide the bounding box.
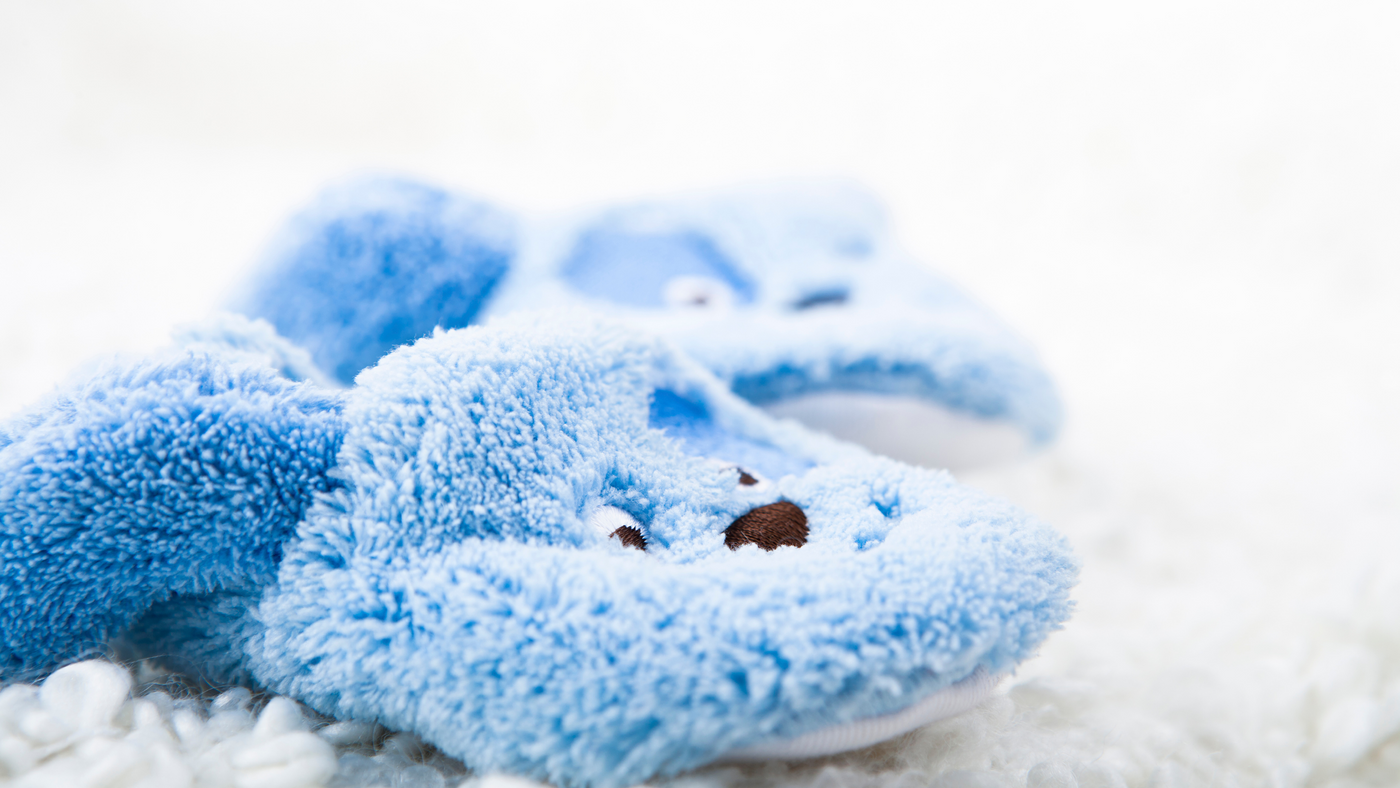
[3,2,1399,783]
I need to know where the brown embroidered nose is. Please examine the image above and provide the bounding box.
[610,526,647,551]
[724,501,808,551]
[737,469,759,486]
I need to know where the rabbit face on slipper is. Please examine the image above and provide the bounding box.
[2,314,1076,788]
[497,180,1064,463]
[238,178,1062,468]
[147,314,1074,787]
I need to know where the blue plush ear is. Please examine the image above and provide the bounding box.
[236,177,516,385]
[0,349,343,680]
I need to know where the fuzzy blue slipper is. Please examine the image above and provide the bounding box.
[1,313,1076,788]
[235,177,1062,468]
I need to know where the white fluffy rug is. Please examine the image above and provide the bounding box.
[2,2,1398,787]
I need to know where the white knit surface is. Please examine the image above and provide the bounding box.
[3,3,1399,787]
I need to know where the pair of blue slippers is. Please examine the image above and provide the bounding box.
[0,178,1077,788]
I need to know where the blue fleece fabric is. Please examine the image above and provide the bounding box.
[169,311,337,387]
[2,314,1076,787]
[235,177,515,384]
[237,177,1062,445]
[0,348,343,680]
[562,227,757,307]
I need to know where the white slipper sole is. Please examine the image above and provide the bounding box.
[722,668,1001,762]
[761,393,1029,471]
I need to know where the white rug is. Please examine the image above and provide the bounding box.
[2,2,1398,786]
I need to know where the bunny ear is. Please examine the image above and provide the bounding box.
[0,347,345,681]
[235,176,518,386]
[171,311,339,388]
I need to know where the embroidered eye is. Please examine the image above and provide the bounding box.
[725,501,808,551]
[587,506,647,551]
[792,287,850,310]
[736,466,779,489]
[663,276,736,310]
[611,526,647,550]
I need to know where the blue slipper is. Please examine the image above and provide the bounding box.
[1,313,1076,788]
[235,177,1062,467]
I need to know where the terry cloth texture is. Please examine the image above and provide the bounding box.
[236,177,1061,446]
[1,313,1075,787]
[133,313,1075,788]
[170,311,338,388]
[0,346,344,681]
[234,177,516,385]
